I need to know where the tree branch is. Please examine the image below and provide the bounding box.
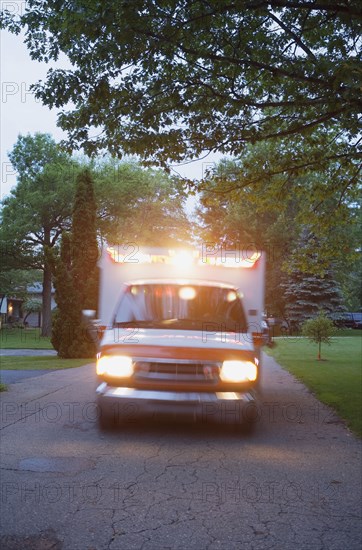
[338,163,362,206]
[247,1,362,18]
[267,11,317,61]
[182,77,327,107]
[130,27,327,87]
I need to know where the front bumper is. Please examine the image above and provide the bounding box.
[96,382,257,423]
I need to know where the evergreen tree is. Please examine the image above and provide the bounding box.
[50,233,79,356]
[283,269,345,329]
[282,229,346,328]
[51,170,98,358]
[72,169,99,311]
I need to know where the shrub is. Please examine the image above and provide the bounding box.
[302,312,336,360]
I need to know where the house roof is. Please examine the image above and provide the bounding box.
[27,283,55,293]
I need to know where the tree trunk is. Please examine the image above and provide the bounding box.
[41,234,52,337]
[317,341,321,361]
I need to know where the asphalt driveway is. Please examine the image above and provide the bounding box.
[0,370,57,384]
[0,349,58,384]
[0,353,361,550]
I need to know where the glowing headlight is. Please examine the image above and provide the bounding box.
[220,360,257,382]
[96,355,134,377]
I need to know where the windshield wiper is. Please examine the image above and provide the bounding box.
[115,319,246,331]
[115,321,163,328]
[168,318,247,333]
[163,318,203,328]
[116,319,203,329]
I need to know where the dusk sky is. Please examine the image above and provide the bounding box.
[1,29,68,200]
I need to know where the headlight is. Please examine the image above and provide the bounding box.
[97,355,134,377]
[220,360,257,382]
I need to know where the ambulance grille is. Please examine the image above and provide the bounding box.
[134,361,220,382]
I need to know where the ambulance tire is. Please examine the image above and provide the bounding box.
[97,404,118,431]
[234,404,258,435]
[235,417,256,435]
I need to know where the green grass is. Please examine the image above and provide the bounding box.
[269,326,362,338]
[0,328,53,349]
[267,336,362,437]
[334,328,362,337]
[0,356,94,370]
[0,383,7,391]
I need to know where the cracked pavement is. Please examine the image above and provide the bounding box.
[0,353,361,549]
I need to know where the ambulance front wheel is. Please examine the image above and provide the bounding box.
[97,402,118,430]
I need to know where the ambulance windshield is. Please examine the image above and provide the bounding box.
[113,283,247,332]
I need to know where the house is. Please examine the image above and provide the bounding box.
[0,283,56,328]
[0,295,23,324]
[24,283,57,327]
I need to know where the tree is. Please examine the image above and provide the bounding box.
[283,267,346,329]
[2,3,360,267]
[195,157,304,317]
[22,298,42,324]
[50,233,79,356]
[72,169,99,312]
[334,203,362,311]
[51,170,98,358]
[196,138,360,271]
[338,258,362,311]
[302,312,336,361]
[1,133,78,335]
[93,159,191,246]
[196,156,358,320]
[1,2,360,172]
[283,228,345,328]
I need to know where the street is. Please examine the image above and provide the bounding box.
[0,354,361,550]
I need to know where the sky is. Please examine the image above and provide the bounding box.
[1,27,70,201]
[1,21,223,209]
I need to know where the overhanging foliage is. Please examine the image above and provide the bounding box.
[1,1,361,169]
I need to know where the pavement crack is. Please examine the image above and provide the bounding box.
[106,508,117,550]
[0,383,74,430]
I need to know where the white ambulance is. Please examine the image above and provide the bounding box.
[94,244,266,429]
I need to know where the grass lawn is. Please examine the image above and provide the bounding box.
[0,356,94,370]
[0,383,7,391]
[267,336,362,437]
[0,328,53,349]
[334,328,362,337]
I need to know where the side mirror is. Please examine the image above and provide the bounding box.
[252,332,265,347]
[82,310,104,345]
[82,309,96,321]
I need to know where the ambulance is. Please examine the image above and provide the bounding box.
[94,244,266,429]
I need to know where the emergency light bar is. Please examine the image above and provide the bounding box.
[106,246,261,269]
[99,244,265,327]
